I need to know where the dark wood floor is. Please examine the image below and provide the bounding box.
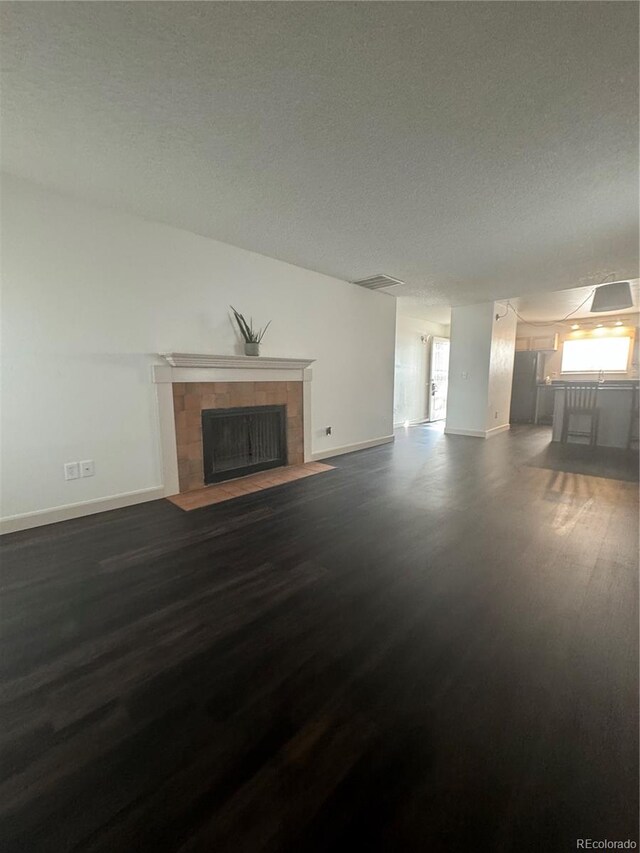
[1,426,638,852]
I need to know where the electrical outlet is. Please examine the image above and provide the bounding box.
[80,459,95,477]
[64,462,80,481]
[494,411,498,419]
[325,426,332,436]
[461,371,468,380]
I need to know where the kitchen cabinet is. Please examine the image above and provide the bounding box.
[531,333,558,351]
[515,334,558,353]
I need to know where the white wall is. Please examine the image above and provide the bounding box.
[486,308,517,429]
[0,175,396,523]
[445,303,493,434]
[445,301,516,437]
[393,314,449,426]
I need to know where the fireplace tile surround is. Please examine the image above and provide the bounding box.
[173,381,304,492]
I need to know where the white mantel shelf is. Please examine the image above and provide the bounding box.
[152,353,314,385]
[160,353,315,370]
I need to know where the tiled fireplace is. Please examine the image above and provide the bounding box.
[153,354,314,496]
[173,381,303,492]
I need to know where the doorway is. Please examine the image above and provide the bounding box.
[429,337,450,421]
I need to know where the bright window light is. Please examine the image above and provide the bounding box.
[561,336,631,373]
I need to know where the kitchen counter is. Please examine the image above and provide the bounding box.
[549,382,638,448]
[545,380,639,387]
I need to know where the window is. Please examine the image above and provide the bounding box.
[561,336,631,373]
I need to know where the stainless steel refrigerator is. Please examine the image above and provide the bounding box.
[509,351,544,423]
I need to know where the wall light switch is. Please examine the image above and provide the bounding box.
[64,462,80,481]
[80,460,95,477]
[461,371,468,380]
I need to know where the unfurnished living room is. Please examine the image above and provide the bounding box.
[0,2,638,851]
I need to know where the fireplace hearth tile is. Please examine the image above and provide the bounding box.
[167,462,335,511]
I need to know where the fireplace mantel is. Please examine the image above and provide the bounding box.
[159,353,315,370]
[153,352,314,496]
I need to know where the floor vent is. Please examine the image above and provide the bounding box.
[351,274,404,291]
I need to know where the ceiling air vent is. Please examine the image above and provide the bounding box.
[351,274,404,291]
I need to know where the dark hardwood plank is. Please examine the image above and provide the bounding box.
[0,425,637,851]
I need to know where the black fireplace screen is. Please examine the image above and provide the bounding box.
[202,405,287,484]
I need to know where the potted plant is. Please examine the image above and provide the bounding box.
[230,306,271,356]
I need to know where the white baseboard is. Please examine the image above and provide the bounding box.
[445,424,511,439]
[485,424,511,438]
[311,434,394,461]
[444,427,485,438]
[0,486,165,535]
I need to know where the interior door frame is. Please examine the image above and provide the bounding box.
[428,336,450,422]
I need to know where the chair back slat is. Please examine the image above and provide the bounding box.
[566,383,598,411]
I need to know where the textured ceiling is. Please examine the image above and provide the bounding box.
[1,2,638,306]
[513,279,640,323]
[403,279,640,326]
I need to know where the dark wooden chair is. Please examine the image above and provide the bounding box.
[560,383,600,446]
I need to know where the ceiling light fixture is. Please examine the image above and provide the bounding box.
[615,320,623,326]
[590,281,633,313]
[571,323,580,330]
